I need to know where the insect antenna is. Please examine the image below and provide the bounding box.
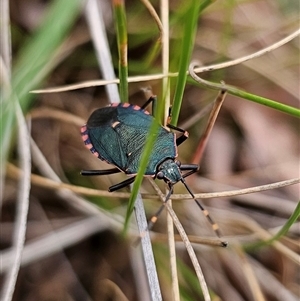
[147,187,173,231]
[180,178,228,247]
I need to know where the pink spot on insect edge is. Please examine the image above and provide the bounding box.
[81,125,87,133]
[111,103,119,107]
[132,105,141,110]
[86,143,93,150]
[92,151,99,157]
[144,110,150,115]
[122,103,130,107]
[81,134,89,141]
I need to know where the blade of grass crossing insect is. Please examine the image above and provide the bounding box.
[112,0,128,102]
[171,0,214,125]
[122,99,165,235]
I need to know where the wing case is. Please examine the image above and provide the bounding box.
[83,103,177,175]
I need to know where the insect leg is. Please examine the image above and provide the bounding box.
[181,178,228,247]
[167,123,189,146]
[140,95,157,111]
[81,168,135,192]
[180,164,199,178]
[108,176,136,192]
[180,164,199,171]
[81,168,121,176]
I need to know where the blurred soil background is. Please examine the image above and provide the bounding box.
[1,0,299,300]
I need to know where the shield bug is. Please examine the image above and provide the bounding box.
[81,97,226,245]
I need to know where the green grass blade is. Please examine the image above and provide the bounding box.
[188,76,300,118]
[245,202,300,250]
[170,1,200,125]
[122,99,165,235]
[267,201,300,244]
[171,0,214,125]
[235,89,300,117]
[113,0,128,102]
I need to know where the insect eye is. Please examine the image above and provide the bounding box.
[176,160,181,167]
[157,171,164,179]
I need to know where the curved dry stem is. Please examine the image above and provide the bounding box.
[194,28,300,73]
[31,29,300,94]
[148,178,212,301]
[30,74,167,93]
[6,163,133,199]
[7,163,299,201]
[189,61,232,91]
[173,177,300,200]
[141,0,163,40]
[1,104,31,301]
[29,107,85,126]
